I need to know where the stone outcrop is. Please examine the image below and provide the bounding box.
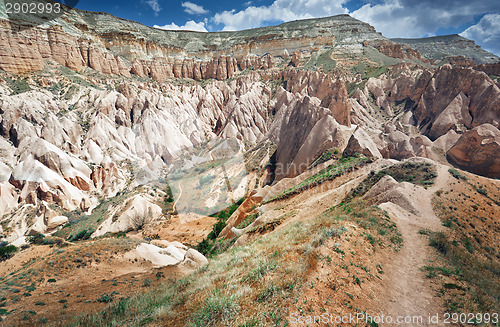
[446,124,500,178]
[366,40,424,61]
[414,65,500,140]
[343,127,382,159]
[92,194,163,237]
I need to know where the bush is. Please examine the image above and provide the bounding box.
[429,232,449,255]
[0,245,17,261]
[96,292,115,303]
[476,187,487,196]
[68,229,94,242]
[196,198,244,256]
[448,168,466,180]
[165,185,174,202]
[28,233,46,245]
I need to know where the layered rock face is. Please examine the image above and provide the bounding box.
[0,18,275,81]
[392,34,500,64]
[0,11,387,80]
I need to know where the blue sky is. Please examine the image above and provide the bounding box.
[72,0,500,55]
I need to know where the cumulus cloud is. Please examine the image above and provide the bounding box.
[461,14,500,56]
[154,20,208,32]
[182,2,209,15]
[144,0,161,16]
[213,0,348,31]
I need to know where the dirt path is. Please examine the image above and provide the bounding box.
[173,181,183,211]
[371,163,449,326]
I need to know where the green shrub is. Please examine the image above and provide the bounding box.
[0,245,17,261]
[28,233,47,245]
[196,198,244,256]
[448,168,467,180]
[69,229,94,242]
[429,232,449,255]
[475,187,487,196]
[96,293,115,303]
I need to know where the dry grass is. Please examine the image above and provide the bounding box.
[429,171,500,313]
[67,198,402,326]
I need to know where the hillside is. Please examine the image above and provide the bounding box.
[0,5,499,327]
[392,35,499,64]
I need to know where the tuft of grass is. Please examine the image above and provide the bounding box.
[426,231,499,312]
[187,291,239,327]
[448,168,467,180]
[442,220,453,228]
[96,292,116,303]
[256,283,281,302]
[268,155,372,203]
[423,266,456,277]
[243,260,277,282]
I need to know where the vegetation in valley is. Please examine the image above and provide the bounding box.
[346,161,438,201]
[266,155,373,203]
[195,198,245,257]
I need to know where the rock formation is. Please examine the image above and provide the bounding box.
[447,124,500,178]
[0,9,498,248]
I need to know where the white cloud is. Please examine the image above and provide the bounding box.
[182,2,209,15]
[145,0,161,16]
[461,14,500,56]
[351,0,422,38]
[154,20,208,32]
[213,0,348,31]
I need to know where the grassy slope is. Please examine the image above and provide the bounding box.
[68,162,410,327]
[426,169,500,314]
